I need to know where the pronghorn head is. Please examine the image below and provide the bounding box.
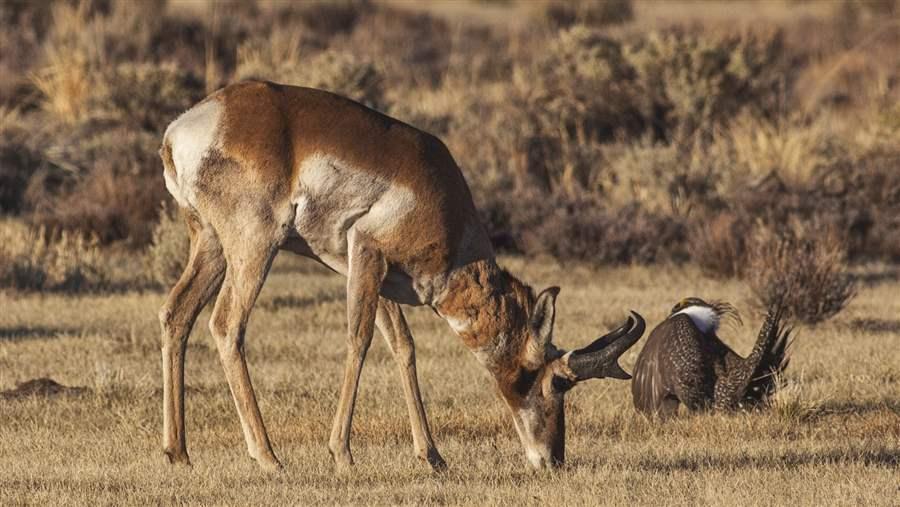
[495,287,645,470]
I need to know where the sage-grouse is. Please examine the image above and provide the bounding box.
[631,298,792,417]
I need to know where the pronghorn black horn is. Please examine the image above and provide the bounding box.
[567,311,646,381]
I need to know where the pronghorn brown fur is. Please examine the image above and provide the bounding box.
[158,81,644,471]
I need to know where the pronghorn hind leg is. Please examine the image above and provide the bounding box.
[159,213,226,465]
[376,300,446,471]
[208,227,282,471]
[328,230,387,469]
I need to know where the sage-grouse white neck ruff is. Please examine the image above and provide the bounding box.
[673,306,720,334]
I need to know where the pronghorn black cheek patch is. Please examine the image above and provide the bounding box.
[512,368,539,397]
[551,375,575,393]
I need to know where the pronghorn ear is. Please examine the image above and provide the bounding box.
[531,286,560,347]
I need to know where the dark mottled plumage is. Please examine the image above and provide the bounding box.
[631,298,792,417]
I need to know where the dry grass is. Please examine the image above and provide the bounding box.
[0,219,148,292]
[689,211,748,278]
[146,204,189,289]
[30,50,90,124]
[0,218,106,291]
[0,256,897,505]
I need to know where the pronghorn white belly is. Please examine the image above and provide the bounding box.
[162,98,224,210]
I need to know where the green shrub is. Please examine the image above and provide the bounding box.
[464,25,787,198]
[495,26,644,193]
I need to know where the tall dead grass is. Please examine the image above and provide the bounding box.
[728,114,837,190]
[0,219,106,291]
[146,204,188,289]
[0,218,152,292]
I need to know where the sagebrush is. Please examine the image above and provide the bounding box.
[746,224,856,324]
[0,0,897,313]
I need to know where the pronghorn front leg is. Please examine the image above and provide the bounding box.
[376,300,446,470]
[328,230,387,469]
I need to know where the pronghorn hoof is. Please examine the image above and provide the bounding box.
[256,458,283,472]
[163,449,192,467]
[328,446,355,470]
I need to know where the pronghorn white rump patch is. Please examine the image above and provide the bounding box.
[163,99,223,209]
[673,305,719,334]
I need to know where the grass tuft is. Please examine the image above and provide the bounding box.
[146,203,189,290]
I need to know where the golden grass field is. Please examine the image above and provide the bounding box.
[1,255,898,505]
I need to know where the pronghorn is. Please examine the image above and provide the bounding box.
[632,298,792,418]
[158,81,645,471]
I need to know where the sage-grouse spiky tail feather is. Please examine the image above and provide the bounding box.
[743,309,793,405]
[717,303,793,409]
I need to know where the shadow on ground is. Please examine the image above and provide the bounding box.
[631,447,900,473]
[845,318,900,335]
[850,268,900,287]
[0,326,77,341]
[257,293,341,311]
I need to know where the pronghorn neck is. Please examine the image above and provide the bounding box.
[435,260,535,373]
